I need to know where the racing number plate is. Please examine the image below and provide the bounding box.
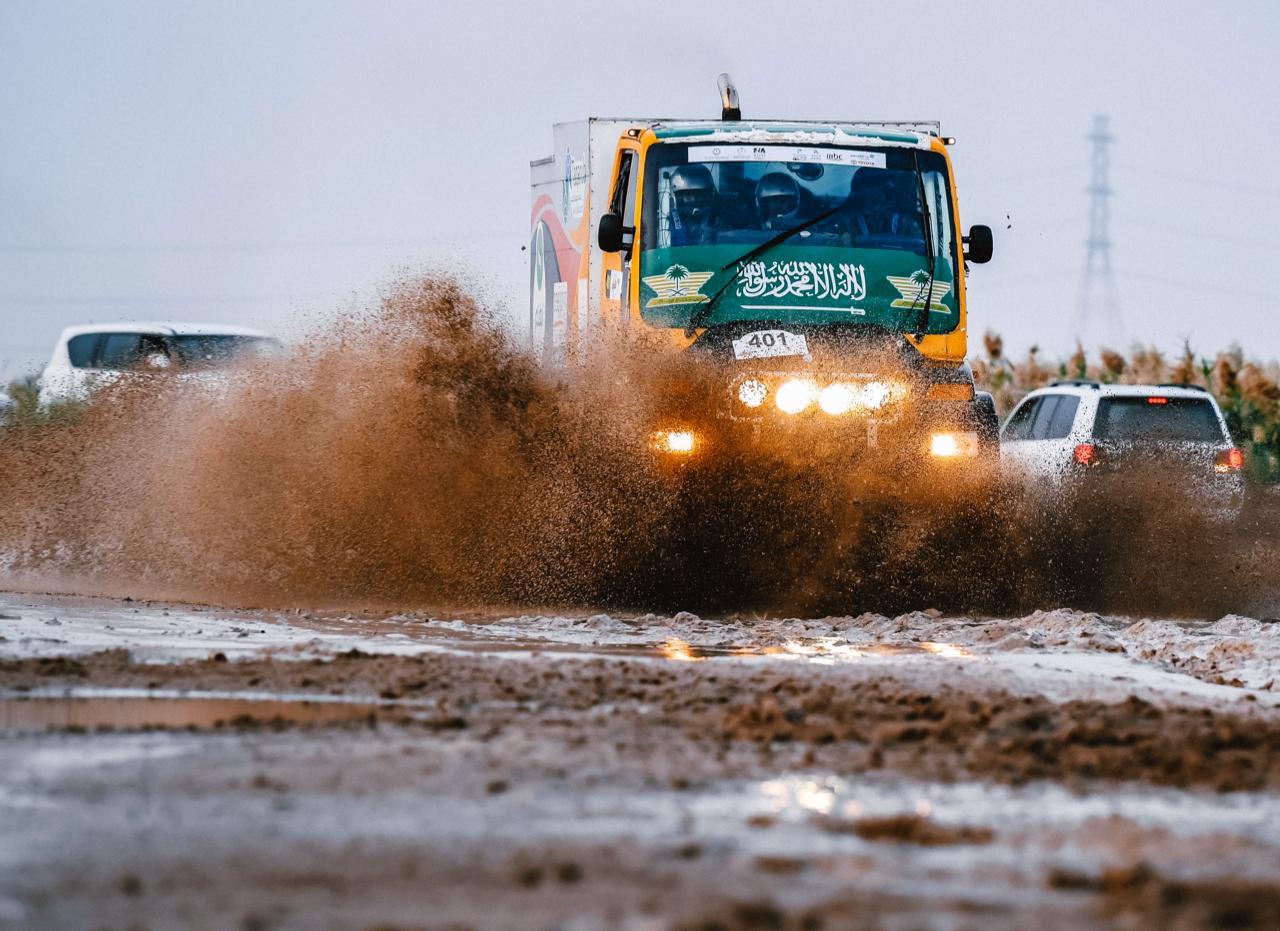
[731,329,809,361]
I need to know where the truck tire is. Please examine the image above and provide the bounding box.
[972,391,1000,456]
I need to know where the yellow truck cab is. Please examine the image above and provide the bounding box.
[530,75,996,464]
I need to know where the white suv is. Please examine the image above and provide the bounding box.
[38,322,279,408]
[1000,381,1245,514]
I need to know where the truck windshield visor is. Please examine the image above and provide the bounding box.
[638,142,958,332]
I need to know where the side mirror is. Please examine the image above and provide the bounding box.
[964,225,993,264]
[598,212,624,253]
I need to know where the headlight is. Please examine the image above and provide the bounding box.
[817,383,856,415]
[737,378,768,408]
[775,379,817,414]
[858,381,892,410]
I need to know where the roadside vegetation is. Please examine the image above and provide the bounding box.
[1,374,85,428]
[973,332,1280,483]
[2,374,40,423]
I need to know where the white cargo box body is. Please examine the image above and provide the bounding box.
[529,118,638,358]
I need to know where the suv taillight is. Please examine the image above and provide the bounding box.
[1073,443,1101,466]
[1214,448,1244,473]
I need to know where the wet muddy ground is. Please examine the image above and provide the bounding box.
[2,592,1280,930]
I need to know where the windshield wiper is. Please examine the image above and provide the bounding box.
[683,204,843,337]
[910,150,936,340]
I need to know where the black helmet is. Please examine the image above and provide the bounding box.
[670,165,716,225]
[755,172,801,227]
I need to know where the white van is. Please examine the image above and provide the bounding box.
[37,322,278,407]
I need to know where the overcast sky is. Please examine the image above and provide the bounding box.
[2,0,1278,380]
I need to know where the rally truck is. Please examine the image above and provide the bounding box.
[529,75,996,466]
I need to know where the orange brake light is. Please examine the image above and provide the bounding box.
[1214,448,1244,473]
[1073,443,1099,466]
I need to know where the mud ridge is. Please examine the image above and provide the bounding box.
[7,648,1279,791]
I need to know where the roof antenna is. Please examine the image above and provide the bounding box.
[717,73,741,121]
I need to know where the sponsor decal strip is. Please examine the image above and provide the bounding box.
[688,145,887,169]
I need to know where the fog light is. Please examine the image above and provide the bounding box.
[775,379,817,414]
[737,378,768,408]
[660,430,695,454]
[818,383,855,415]
[931,433,959,457]
[930,431,979,458]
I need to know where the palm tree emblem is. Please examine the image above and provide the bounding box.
[642,265,715,309]
[909,268,932,287]
[666,264,691,295]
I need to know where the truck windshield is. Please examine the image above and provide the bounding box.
[638,142,958,333]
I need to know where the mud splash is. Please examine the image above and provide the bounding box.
[0,276,1276,616]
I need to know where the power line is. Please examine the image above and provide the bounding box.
[0,293,328,306]
[977,212,1279,248]
[969,271,1077,291]
[1116,162,1280,200]
[1116,270,1277,305]
[961,165,1080,188]
[976,269,1277,306]
[993,214,1086,231]
[0,232,514,255]
[1119,218,1277,252]
[965,157,1280,204]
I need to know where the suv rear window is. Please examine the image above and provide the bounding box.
[1093,397,1224,443]
[167,334,275,368]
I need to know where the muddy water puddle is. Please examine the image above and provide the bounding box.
[330,620,963,664]
[0,694,382,733]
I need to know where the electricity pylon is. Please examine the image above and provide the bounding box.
[1074,114,1123,347]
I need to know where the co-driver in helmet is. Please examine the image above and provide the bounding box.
[668,165,719,245]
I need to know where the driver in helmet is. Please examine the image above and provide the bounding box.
[754,172,803,231]
[669,165,719,245]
